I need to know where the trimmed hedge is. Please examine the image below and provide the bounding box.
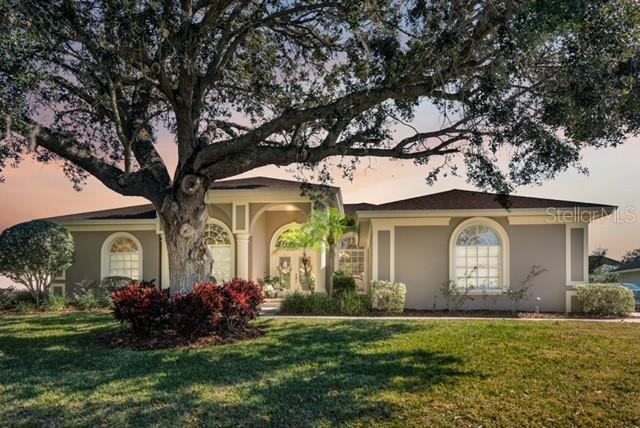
[333,271,356,296]
[371,281,406,312]
[576,283,635,316]
[280,291,371,315]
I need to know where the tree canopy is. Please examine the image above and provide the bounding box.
[1,0,638,289]
[0,220,74,304]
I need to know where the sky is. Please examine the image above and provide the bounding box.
[1,108,639,287]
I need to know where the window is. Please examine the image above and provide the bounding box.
[450,218,509,290]
[204,221,234,282]
[337,233,367,291]
[101,233,143,280]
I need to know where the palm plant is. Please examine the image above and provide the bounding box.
[275,226,322,292]
[276,209,355,295]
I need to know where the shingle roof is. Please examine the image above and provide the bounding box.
[614,259,640,273]
[209,176,338,191]
[45,204,157,221]
[346,189,616,212]
[589,255,621,273]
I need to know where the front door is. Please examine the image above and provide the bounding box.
[271,251,314,293]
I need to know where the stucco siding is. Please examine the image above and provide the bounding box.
[65,230,160,295]
[392,217,567,311]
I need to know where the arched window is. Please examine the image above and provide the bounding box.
[101,233,143,280]
[204,220,234,282]
[449,218,509,290]
[337,232,367,291]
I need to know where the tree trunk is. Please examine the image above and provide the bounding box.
[159,174,210,294]
[325,244,335,296]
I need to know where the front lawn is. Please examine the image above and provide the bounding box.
[1,313,639,427]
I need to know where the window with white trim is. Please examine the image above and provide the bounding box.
[451,220,508,290]
[204,222,234,282]
[107,237,141,280]
[337,233,367,291]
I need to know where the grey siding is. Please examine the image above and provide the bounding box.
[65,230,160,295]
[621,271,640,286]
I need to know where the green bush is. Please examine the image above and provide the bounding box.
[333,271,356,297]
[74,289,105,309]
[576,283,635,316]
[16,301,36,313]
[338,290,371,315]
[0,287,17,309]
[45,295,70,311]
[280,292,339,315]
[371,281,406,312]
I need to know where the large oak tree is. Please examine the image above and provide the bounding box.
[1,0,638,291]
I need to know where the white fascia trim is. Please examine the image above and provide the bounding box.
[356,207,611,220]
[206,189,314,204]
[63,220,157,232]
[370,217,451,228]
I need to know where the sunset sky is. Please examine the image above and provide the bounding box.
[1,106,639,287]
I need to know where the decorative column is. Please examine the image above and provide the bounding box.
[235,233,250,279]
[160,234,170,289]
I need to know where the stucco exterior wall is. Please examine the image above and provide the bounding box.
[392,217,567,311]
[65,230,160,295]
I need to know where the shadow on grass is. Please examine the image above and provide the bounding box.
[0,313,473,427]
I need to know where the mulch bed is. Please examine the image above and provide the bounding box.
[100,326,265,351]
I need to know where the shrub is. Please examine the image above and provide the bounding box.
[371,281,406,312]
[173,282,223,339]
[45,295,70,311]
[440,280,474,311]
[0,286,17,309]
[16,301,36,313]
[0,220,74,306]
[576,283,635,317]
[280,292,339,315]
[73,279,112,308]
[219,278,264,333]
[338,290,371,315]
[112,284,172,335]
[333,271,356,297]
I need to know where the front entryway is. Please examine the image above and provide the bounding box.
[271,251,315,292]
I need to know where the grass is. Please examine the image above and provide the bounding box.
[1,313,639,427]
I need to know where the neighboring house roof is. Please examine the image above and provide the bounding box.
[347,189,616,212]
[614,259,640,274]
[588,255,621,273]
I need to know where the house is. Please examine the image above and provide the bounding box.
[588,255,621,274]
[45,176,616,312]
[613,260,640,286]
[588,254,621,282]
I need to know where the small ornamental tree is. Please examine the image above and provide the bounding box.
[0,220,74,305]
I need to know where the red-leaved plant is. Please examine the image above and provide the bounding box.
[172,282,223,339]
[111,283,171,336]
[220,278,264,333]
